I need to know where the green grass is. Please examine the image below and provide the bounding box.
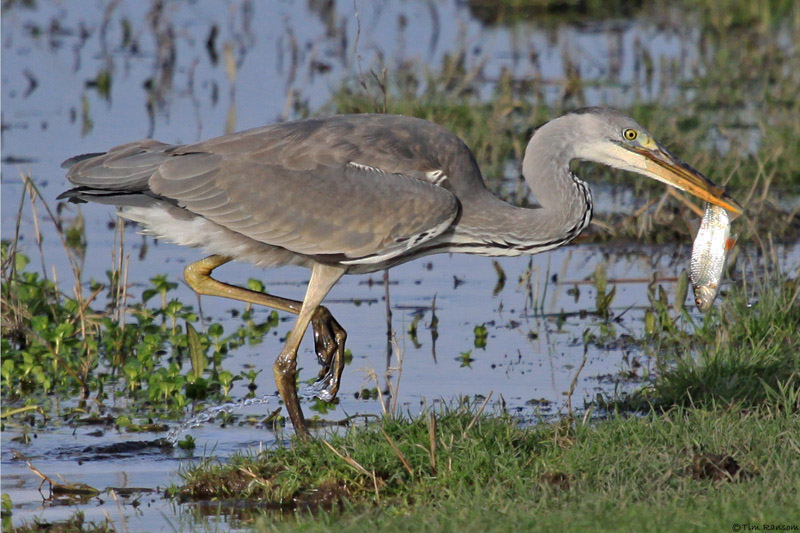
[600,267,800,413]
[171,405,800,532]
[168,271,800,531]
[651,278,800,411]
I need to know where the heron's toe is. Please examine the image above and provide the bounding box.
[305,306,347,403]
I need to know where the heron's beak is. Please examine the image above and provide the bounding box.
[629,143,743,216]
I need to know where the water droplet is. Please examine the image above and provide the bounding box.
[165,395,273,445]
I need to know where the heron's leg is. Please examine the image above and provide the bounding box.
[184,255,346,438]
[274,263,344,439]
[184,255,302,314]
[184,255,348,400]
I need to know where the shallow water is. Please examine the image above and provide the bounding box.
[1,1,797,530]
[0,244,703,530]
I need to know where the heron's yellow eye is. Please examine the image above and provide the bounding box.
[623,128,638,141]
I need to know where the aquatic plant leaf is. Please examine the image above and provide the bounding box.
[645,310,656,336]
[186,322,207,380]
[492,260,506,295]
[474,324,488,349]
[674,270,689,315]
[593,262,608,296]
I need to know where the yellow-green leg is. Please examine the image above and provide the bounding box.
[184,255,346,439]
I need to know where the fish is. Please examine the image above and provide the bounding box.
[690,203,736,312]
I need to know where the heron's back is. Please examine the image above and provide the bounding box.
[60,114,484,271]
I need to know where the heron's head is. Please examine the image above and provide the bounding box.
[558,107,742,216]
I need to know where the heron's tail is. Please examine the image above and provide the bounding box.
[60,152,107,170]
[59,140,175,207]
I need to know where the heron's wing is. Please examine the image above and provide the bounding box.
[148,153,458,264]
[63,135,459,264]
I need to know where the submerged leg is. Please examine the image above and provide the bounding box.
[184,255,346,438]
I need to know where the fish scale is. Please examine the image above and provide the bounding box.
[690,203,732,312]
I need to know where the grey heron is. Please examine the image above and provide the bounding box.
[60,108,742,439]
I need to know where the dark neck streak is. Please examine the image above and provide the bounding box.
[446,130,592,256]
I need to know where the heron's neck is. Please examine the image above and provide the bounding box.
[453,129,593,256]
[521,130,594,242]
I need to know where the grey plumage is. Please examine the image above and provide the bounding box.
[61,109,740,437]
[60,112,599,271]
[62,115,470,271]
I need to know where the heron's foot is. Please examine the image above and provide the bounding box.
[301,306,347,402]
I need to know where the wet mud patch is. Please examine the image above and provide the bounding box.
[182,487,349,525]
[175,461,420,522]
[77,438,175,460]
[293,482,350,512]
[185,499,295,523]
[173,465,258,501]
[539,471,573,490]
[11,512,116,533]
[22,459,162,511]
[9,438,177,466]
[688,452,754,482]
[174,464,350,513]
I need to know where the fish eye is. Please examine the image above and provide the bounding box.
[623,128,638,141]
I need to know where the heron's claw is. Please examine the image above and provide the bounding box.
[302,306,347,402]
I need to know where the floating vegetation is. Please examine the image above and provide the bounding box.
[1,240,282,422]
